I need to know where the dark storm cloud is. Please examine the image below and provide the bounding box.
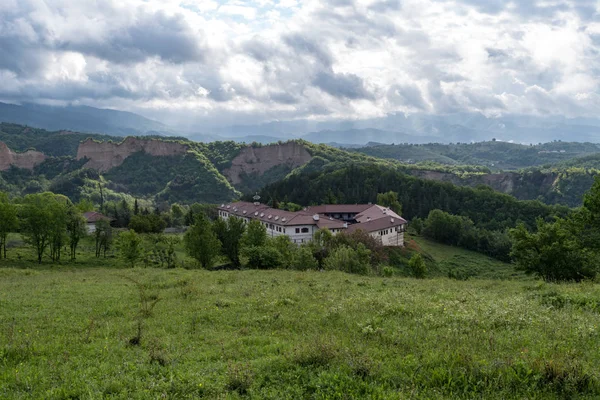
[283,34,333,67]
[60,10,205,64]
[0,3,205,73]
[312,71,373,100]
[269,92,299,105]
[387,84,428,110]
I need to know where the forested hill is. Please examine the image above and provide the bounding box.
[0,123,380,206]
[1,121,599,208]
[352,141,600,170]
[255,163,570,231]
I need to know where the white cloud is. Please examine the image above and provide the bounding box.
[0,0,598,124]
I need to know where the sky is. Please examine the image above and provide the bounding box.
[1,0,599,126]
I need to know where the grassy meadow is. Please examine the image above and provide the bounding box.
[1,234,600,398]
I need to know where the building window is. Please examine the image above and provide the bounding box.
[301,228,309,233]
[295,228,300,233]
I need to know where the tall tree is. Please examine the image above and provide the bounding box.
[243,220,267,248]
[76,198,95,213]
[0,193,18,259]
[377,191,402,215]
[171,204,184,227]
[118,229,143,268]
[48,197,69,262]
[510,219,596,282]
[66,207,87,261]
[184,215,221,268]
[98,183,105,214]
[213,217,246,268]
[95,219,113,258]
[120,199,132,227]
[21,193,67,264]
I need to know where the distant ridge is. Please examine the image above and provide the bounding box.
[0,102,170,137]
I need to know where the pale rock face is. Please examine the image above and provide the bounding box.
[76,138,189,171]
[224,142,312,184]
[0,142,46,171]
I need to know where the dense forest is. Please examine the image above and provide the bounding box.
[256,163,569,230]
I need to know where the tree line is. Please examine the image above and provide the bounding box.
[0,192,87,263]
[183,213,408,276]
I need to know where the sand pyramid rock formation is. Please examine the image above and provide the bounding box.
[224,142,312,184]
[0,142,46,171]
[76,138,189,172]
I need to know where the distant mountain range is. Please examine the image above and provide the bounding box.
[0,102,170,137]
[1,102,600,145]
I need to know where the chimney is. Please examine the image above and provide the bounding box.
[343,222,348,228]
[391,218,395,223]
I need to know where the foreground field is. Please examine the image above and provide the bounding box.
[2,268,600,399]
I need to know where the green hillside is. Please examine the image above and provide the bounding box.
[2,267,599,399]
[407,235,526,280]
[1,122,599,209]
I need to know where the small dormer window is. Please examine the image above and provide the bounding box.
[243,210,247,214]
[268,215,272,219]
[255,212,259,216]
[275,216,279,221]
[282,218,287,222]
[227,205,231,209]
[260,213,265,217]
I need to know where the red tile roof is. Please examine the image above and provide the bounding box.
[305,204,373,214]
[346,217,406,234]
[354,205,405,224]
[83,211,111,223]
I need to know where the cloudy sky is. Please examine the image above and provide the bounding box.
[1,0,599,126]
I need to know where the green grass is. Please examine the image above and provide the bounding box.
[0,233,596,398]
[2,266,600,399]
[407,234,527,280]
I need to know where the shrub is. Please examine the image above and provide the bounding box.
[129,214,166,234]
[291,246,319,270]
[244,246,283,269]
[117,230,143,268]
[408,253,427,279]
[324,244,371,275]
[382,266,394,277]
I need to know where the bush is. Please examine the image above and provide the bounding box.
[324,244,371,275]
[382,266,394,277]
[408,253,427,279]
[291,246,319,270]
[244,246,283,270]
[129,214,167,234]
[510,220,597,282]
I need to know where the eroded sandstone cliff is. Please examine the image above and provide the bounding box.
[224,142,312,184]
[0,142,46,171]
[76,138,189,171]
